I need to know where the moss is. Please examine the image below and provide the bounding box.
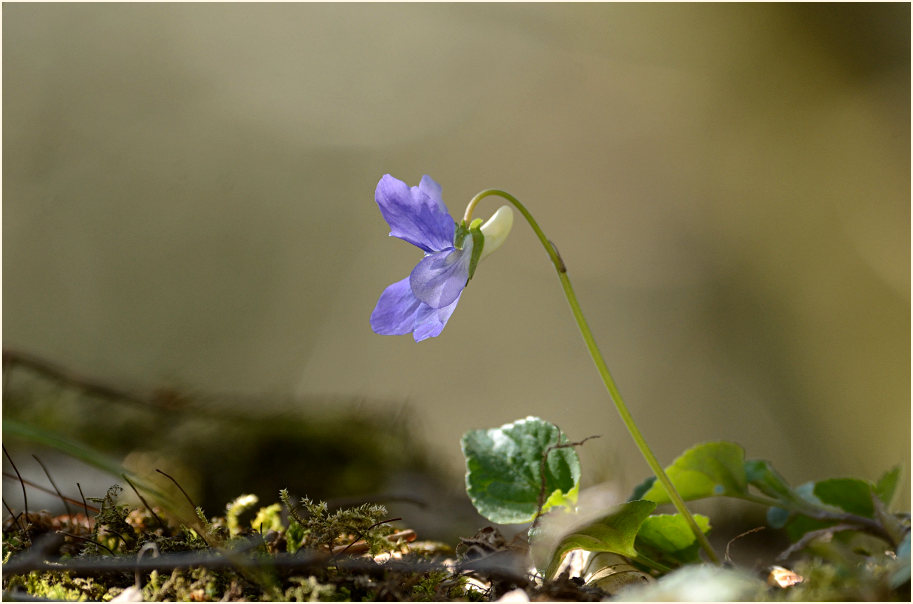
[6,570,115,601]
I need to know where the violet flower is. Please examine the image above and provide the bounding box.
[370,174,512,342]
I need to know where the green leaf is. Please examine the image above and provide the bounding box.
[628,476,656,501]
[813,478,875,518]
[637,514,711,555]
[745,459,796,502]
[874,465,902,507]
[635,513,712,565]
[544,500,656,578]
[462,416,581,524]
[641,441,747,504]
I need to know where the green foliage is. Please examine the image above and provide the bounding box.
[544,500,656,578]
[280,490,393,554]
[640,441,747,503]
[461,416,581,524]
[745,459,797,502]
[813,478,875,518]
[627,441,908,554]
[875,465,903,507]
[5,571,113,602]
[252,503,284,534]
[85,484,136,555]
[635,513,712,566]
[226,494,261,536]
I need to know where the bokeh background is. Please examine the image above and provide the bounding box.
[4,3,910,534]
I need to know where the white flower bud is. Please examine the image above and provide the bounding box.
[479,205,513,260]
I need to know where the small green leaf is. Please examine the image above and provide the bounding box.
[628,476,656,501]
[813,478,875,518]
[641,441,747,504]
[874,465,902,507]
[544,500,656,578]
[462,416,581,524]
[745,459,796,502]
[635,513,712,565]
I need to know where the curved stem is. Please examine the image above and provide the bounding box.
[466,189,720,564]
[732,493,896,544]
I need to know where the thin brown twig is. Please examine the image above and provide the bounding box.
[32,455,73,521]
[57,530,118,556]
[3,446,29,528]
[122,474,165,531]
[155,468,197,511]
[724,526,766,564]
[3,497,26,532]
[2,472,99,513]
[776,523,859,561]
[533,434,600,527]
[76,483,97,516]
[331,517,401,561]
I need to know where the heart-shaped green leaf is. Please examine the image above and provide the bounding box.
[544,500,656,578]
[641,442,748,504]
[462,416,581,524]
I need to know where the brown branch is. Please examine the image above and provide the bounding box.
[2,548,532,586]
[2,348,163,410]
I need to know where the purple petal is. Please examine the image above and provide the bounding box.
[370,276,461,341]
[370,277,424,336]
[418,175,443,203]
[412,294,460,342]
[375,174,455,253]
[409,238,472,309]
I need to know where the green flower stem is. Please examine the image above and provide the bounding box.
[465,189,720,564]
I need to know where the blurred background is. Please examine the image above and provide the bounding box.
[3,3,910,541]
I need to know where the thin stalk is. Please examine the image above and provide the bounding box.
[465,189,720,564]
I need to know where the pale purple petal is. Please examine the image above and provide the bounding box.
[370,277,424,335]
[409,236,472,309]
[412,294,460,342]
[375,174,455,253]
[418,175,443,204]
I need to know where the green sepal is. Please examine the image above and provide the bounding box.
[454,222,470,248]
[467,225,484,281]
[454,220,485,282]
